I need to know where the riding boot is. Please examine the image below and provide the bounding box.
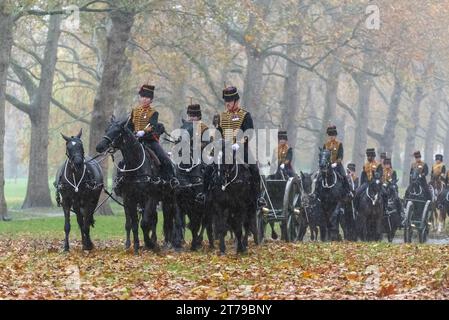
[249,164,265,207]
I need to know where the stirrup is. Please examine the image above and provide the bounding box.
[257,197,267,208]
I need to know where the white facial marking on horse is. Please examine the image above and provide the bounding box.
[72,141,76,146]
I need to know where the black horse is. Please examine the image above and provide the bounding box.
[54,129,103,251]
[297,171,322,241]
[341,173,358,241]
[404,167,432,241]
[173,119,213,250]
[206,142,259,254]
[314,148,348,241]
[382,179,402,242]
[356,172,384,241]
[96,117,183,254]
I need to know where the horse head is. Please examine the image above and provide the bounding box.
[369,171,383,192]
[61,128,84,170]
[300,171,313,194]
[318,148,331,173]
[96,115,132,153]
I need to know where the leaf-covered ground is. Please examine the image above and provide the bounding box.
[0,238,449,299]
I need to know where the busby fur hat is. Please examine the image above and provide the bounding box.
[278,130,288,141]
[139,84,155,98]
[366,148,376,157]
[414,151,422,158]
[384,158,392,165]
[326,125,337,136]
[222,86,240,102]
[435,154,443,161]
[380,152,387,160]
[187,104,202,119]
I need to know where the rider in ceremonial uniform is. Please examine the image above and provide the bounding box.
[360,148,383,185]
[273,130,294,177]
[431,154,446,188]
[354,148,384,210]
[382,157,397,184]
[380,152,387,167]
[127,84,174,180]
[186,103,209,151]
[410,151,432,201]
[323,125,351,196]
[201,86,262,205]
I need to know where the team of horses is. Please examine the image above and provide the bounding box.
[54,120,447,254]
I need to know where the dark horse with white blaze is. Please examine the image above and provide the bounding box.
[356,172,385,241]
[54,129,103,251]
[96,117,183,254]
[314,148,348,241]
[206,141,259,254]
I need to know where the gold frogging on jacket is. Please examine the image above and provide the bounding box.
[324,140,341,163]
[382,167,393,183]
[364,161,379,182]
[277,144,289,164]
[131,106,156,132]
[220,109,247,143]
[412,160,425,174]
[432,163,444,178]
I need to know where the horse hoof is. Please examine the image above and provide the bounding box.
[63,247,69,252]
[271,232,278,240]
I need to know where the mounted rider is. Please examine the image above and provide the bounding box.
[431,154,446,191]
[201,86,262,206]
[354,148,384,210]
[273,130,295,178]
[410,151,432,201]
[382,157,397,184]
[323,125,352,196]
[127,84,174,181]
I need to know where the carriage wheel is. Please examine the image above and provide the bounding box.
[403,201,414,243]
[256,208,266,245]
[418,200,431,243]
[283,177,301,242]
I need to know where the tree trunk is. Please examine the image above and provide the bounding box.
[424,89,441,163]
[352,54,374,171]
[381,76,403,156]
[401,86,424,187]
[0,7,13,219]
[243,48,265,127]
[22,14,62,208]
[88,9,135,215]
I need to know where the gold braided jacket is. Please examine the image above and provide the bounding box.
[382,167,393,183]
[131,105,157,132]
[277,143,290,164]
[432,163,445,178]
[324,140,341,163]
[364,160,379,182]
[219,109,247,143]
[412,160,426,174]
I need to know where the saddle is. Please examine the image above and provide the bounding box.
[143,145,161,167]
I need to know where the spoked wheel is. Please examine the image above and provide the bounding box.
[418,200,431,243]
[283,177,302,242]
[403,201,414,243]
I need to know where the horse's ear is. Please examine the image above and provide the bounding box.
[319,147,322,153]
[76,128,82,139]
[300,170,304,179]
[110,114,116,122]
[61,133,70,142]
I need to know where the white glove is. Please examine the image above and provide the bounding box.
[232,143,240,151]
[136,130,145,137]
[331,163,337,168]
[280,164,285,169]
